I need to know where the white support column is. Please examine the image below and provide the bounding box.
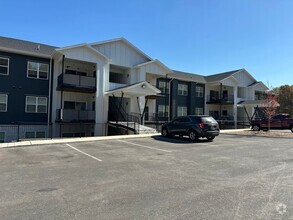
[233,86,238,128]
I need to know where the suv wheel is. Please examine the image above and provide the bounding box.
[189,130,198,141]
[161,128,169,137]
[252,124,260,131]
[290,125,293,133]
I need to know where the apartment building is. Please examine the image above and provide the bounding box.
[0,36,268,142]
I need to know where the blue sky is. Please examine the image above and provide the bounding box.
[1,0,293,87]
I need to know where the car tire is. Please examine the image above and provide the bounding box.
[207,137,215,141]
[252,124,260,131]
[188,130,198,141]
[161,128,169,137]
[290,126,293,133]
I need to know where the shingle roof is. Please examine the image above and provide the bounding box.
[0,36,57,57]
[204,69,242,82]
[171,70,206,84]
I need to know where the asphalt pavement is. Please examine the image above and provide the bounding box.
[0,134,292,219]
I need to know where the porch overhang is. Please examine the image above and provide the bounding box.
[104,81,161,97]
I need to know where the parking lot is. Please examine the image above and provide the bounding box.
[1,134,293,220]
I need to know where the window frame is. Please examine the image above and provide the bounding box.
[195,107,203,115]
[27,61,49,80]
[158,80,169,94]
[0,94,8,112]
[25,131,46,139]
[158,104,169,117]
[0,57,9,76]
[195,86,204,98]
[178,83,188,96]
[25,96,48,113]
[177,106,187,116]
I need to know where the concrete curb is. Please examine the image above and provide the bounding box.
[0,129,250,149]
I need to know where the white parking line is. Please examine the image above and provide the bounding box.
[118,140,172,153]
[66,144,102,162]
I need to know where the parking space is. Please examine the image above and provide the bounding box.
[1,135,293,219]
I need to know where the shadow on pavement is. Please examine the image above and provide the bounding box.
[151,135,211,144]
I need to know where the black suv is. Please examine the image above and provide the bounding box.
[161,115,220,141]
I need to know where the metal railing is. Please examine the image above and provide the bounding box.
[206,95,234,103]
[57,73,96,91]
[56,109,95,122]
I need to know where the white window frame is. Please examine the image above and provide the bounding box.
[25,131,46,139]
[196,86,204,97]
[158,81,169,94]
[0,132,5,143]
[195,107,203,115]
[27,61,49,80]
[158,105,169,117]
[0,94,8,112]
[25,96,47,113]
[177,106,187,116]
[0,57,9,75]
[178,84,188,96]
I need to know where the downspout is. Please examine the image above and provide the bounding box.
[168,78,174,121]
[47,54,53,138]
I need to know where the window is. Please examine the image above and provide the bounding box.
[178,84,188,96]
[0,94,8,112]
[25,131,46,139]
[27,61,49,79]
[25,96,47,113]
[158,105,169,117]
[195,107,203,115]
[0,132,5,143]
[180,117,191,123]
[177,106,187,116]
[196,86,204,97]
[158,81,169,94]
[0,57,9,75]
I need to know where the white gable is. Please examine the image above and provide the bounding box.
[233,70,256,86]
[135,60,172,76]
[221,77,238,87]
[92,40,150,67]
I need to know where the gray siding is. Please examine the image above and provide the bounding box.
[0,51,51,124]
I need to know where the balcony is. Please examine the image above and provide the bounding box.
[57,73,96,93]
[109,82,128,90]
[56,109,95,123]
[206,95,234,104]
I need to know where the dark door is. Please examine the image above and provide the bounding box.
[144,107,149,121]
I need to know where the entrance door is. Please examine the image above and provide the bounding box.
[144,107,149,121]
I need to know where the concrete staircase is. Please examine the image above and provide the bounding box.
[108,121,158,134]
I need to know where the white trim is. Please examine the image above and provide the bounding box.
[90,37,152,61]
[178,83,188,96]
[133,59,173,73]
[27,61,49,80]
[195,86,204,97]
[56,44,109,61]
[0,94,8,112]
[25,96,48,113]
[0,56,9,76]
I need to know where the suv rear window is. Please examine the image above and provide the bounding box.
[201,117,217,124]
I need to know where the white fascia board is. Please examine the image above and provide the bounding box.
[105,81,161,95]
[249,81,269,90]
[134,59,173,74]
[89,37,152,61]
[56,44,109,61]
[0,46,53,58]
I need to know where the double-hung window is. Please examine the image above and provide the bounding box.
[196,86,204,97]
[158,105,169,117]
[177,106,187,116]
[158,81,169,94]
[195,107,203,115]
[27,61,49,79]
[178,84,188,96]
[0,57,9,75]
[25,96,47,113]
[0,94,8,112]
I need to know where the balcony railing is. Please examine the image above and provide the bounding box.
[109,82,128,90]
[57,73,96,93]
[206,95,234,104]
[56,109,95,123]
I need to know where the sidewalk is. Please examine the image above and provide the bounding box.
[0,129,249,148]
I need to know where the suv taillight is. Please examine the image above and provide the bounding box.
[199,123,205,128]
